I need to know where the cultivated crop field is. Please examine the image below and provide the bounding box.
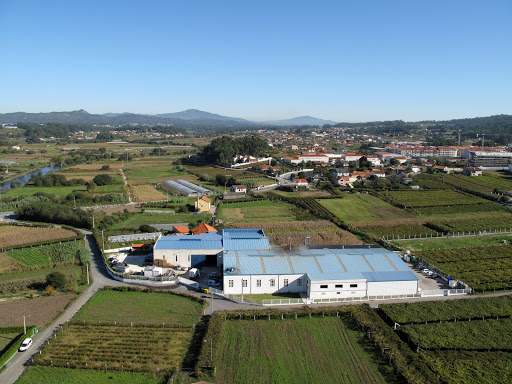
[7,240,87,267]
[269,230,362,246]
[218,200,300,223]
[318,194,414,223]
[0,252,23,274]
[215,317,392,384]
[110,212,210,230]
[131,184,167,202]
[392,234,512,251]
[73,289,204,325]
[16,366,165,384]
[380,296,512,384]
[354,221,438,239]
[415,245,512,292]
[0,225,77,249]
[427,216,512,233]
[381,190,485,208]
[0,294,76,328]
[35,323,192,374]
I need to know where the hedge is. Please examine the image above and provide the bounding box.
[0,325,38,370]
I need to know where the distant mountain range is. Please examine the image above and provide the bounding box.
[0,109,337,128]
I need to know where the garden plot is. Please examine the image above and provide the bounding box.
[0,225,77,249]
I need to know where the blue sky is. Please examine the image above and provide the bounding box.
[0,0,511,122]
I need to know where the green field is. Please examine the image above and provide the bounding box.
[218,200,300,223]
[318,194,414,223]
[215,317,395,384]
[2,183,123,198]
[16,366,165,384]
[109,212,211,230]
[73,289,204,325]
[391,234,512,251]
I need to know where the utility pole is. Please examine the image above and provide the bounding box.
[211,290,214,315]
[92,215,95,229]
[87,263,90,285]
[23,314,30,334]
[102,230,105,251]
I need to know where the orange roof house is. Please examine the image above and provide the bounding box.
[191,223,218,235]
[173,225,190,235]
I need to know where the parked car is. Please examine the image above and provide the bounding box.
[208,272,221,279]
[19,338,33,352]
[208,279,221,287]
[422,268,431,275]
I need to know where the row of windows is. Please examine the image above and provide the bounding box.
[320,283,358,289]
[228,278,302,287]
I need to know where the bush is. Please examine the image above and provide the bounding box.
[138,224,157,233]
[46,272,67,289]
[101,165,110,170]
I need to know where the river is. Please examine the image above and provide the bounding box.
[0,164,61,191]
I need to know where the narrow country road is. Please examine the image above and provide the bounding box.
[0,231,129,384]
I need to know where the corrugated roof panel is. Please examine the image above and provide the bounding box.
[262,255,293,275]
[362,271,418,282]
[364,253,395,271]
[237,251,264,275]
[337,253,371,273]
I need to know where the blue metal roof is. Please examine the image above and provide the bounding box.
[222,229,270,251]
[154,232,223,250]
[224,246,418,283]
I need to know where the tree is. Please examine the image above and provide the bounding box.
[139,224,157,233]
[46,272,67,289]
[389,158,400,166]
[93,174,113,186]
[101,165,110,170]
[87,181,97,192]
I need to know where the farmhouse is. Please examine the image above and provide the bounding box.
[194,196,211,212]
[153,229,419,299]
[230,185,247,193]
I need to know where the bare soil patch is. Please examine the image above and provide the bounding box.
[0,294,76,328]
[0,252,24,274]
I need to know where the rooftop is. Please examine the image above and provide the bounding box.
[223,246,418,283]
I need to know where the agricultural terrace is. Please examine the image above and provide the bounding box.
[427,216,512,233]
[0,224,77,249]
[56,162,121,182]
[16,366,165,384]
[411,174,451,190]
[380,296,512,384]
[317,194,414,224]
[270,189,333,198]
[215,317,394,384]
[415,245,512,292]
[391,234,512,251]
[34,289,204,376]
[228,220,362,246]
[0,294,76,328]
[73,289,203,325]
[131,184,167,202]
[381,189,485,208]
[218,200,304,224]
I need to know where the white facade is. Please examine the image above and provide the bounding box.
[153,248,222,268]
[223,274,306,295]
[308,278,367,299]
[367,280,418,296]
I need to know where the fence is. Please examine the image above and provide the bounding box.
[421,289,470,297]
[385,228,512,241]
[311,293,421,304]
[222,294,305,306]
[0,326,38,370]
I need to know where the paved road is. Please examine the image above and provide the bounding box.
[0,231,129,384]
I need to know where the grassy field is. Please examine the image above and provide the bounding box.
[16,366,165,384]
[73,290,203,325]
[0,225,77,249]
[124,158,190,184]
[269,190,333,198]
[216,317,394,384]
[318,194,414,224]
[109,212,211,230]
[218,200,300,223]
[2,182,123,198]
[391,234,512,251]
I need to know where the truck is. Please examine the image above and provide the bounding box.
[188,268,200,278]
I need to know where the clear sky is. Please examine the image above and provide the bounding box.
[0,0,511,122]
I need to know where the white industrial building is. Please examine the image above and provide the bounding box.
[153,229,418,299]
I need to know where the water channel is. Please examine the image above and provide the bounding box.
[0,164,60,191]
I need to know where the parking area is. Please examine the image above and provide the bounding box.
[191,265,223,289]
[406,262,451,291]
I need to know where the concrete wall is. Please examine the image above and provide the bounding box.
[366,280,418,296]
[223,274,307,295]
